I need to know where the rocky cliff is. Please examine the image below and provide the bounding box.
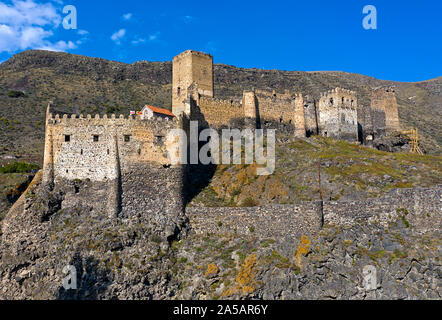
[0,168,440,299]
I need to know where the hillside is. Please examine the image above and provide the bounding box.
[0,50,441,219]
[0,50,440,165]
[189,136,442,207]
[0,51,441,300]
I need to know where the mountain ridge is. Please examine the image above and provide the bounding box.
[0,49,440,162]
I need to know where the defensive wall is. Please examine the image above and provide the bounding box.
[187,185,441,241]
[42,105,186,221]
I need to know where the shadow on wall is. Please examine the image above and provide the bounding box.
[57,252,112,300]
[358,122,364,144]
[183,97,217,206]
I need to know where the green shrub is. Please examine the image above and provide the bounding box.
[7,90,25,98]
[0,162,40,174]
[150,234,162,243]
[241,197,258,207]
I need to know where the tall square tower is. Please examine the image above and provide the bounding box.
[172,50,213,116]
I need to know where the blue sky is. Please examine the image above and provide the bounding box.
[0,0,441,82]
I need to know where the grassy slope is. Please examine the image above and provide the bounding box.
[189,136,442,207]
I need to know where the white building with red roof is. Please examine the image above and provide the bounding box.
[140,105,176,120]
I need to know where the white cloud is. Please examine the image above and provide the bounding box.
[131,37,145,45]
[122,13,133,21]
[37,40,77,51]
[0,0,78,53]
[182,15,194,24]
[148,32,160,41]
[111,28,126,45]
[0,0,61,27]
[77,29,89,36]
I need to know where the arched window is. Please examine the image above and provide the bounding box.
[177,87,181,96]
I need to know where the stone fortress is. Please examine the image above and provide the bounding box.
[172,50,400,144]
[41,49,402,219]
[2,50,439,301]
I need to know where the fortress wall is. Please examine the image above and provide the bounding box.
[294,94,306,137]
[318,94,340,138]
[187,202,323,241]
[339,106,358,141]
[371,88,400,133]
[370,87,401,136]
[45,114,180,182]
[197,96,243,127]
[172,52,192,112]
[254,91,296,124]
[191,53,214,98]
[359,104,374,143]
[119,164,185,225]
[187,186,441,241]
[324,185,441,233]
[304,98,318,136]
[318,88,358,141]
[243,91,257,119]
[371,108,387,138]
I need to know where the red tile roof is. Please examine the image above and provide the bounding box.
[144,105,175,117]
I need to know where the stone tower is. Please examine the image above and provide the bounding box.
[293,93,306,138]
[370,86,400,138]
[172,50,214,116]
[317,88,358,141]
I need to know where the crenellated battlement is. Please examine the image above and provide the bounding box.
[320,87,356,97]
[319,87,358,111]
[48,112,179,123]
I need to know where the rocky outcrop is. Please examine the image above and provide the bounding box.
[0,170,440,299]
[0,170,187,299]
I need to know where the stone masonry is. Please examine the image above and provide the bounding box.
[172,50,400,143]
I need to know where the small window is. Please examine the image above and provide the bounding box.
[107,149,110,155]
[177,87,181,95]
[80,149,83,155]
[124,135,131,142]
[342,97,345,103]
[138,149,141,155]
[65,135,71,142]
[330,98,334,105]
[93,135,99,142]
